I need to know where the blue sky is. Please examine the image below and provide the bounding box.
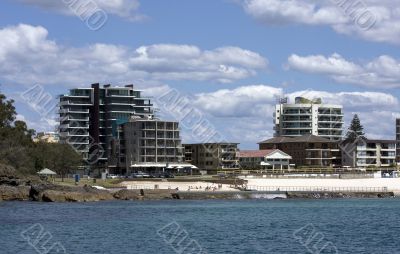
[1,0,399,149]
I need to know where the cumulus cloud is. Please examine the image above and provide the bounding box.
[194,85,282,117]
[241,0,400,45]
[190,85,399,146]
[16,0,146,21]
[287,53,400,88]
[0,24,268,86]
[287,90,399,111]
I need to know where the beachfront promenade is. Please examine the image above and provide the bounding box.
[120,177,400,193]
[243,178,400,192]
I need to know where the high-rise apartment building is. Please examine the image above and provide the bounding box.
[59,84,153,171]
[123,118,193,174]
[274,97,344,141]
[396,118,400,162]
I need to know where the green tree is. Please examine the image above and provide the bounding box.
[0,93,16,128]
[345,114,365,142]
[0,92,36,173]
[50,143,83,181]
[31,142,83,181]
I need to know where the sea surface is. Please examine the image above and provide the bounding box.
[1,199,400,254]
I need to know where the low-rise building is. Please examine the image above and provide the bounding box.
[237,150,292,170]
[183,143,239,173]
[258,135,341,167]
[33,132,60,143]
[342,138,397,168]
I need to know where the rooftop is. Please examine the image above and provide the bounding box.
[183,143,239,146]
[237,150,276,158]
[259,134,337,144]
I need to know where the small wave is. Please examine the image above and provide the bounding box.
[250,194,287,199]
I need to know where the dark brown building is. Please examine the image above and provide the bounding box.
[183,143,239,173]
[258,135,341,167]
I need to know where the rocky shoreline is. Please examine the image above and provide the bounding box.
[0,173,395,202]
[0,184,395,202]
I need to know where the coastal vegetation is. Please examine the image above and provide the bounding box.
[345,114,365,142]
[0,91,82,177]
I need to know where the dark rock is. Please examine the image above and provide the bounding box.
[113,189,175,200]
[30,184,114,202]
[0,185,30,201]
[113,190,142,200]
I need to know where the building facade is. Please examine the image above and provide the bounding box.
[123,118,193,174]
[33,132,60,143]
[238,150,292,170]
[59,84,153,172]
[342,138,397,168]
[183,143,239,172]
[259,135,341,167]
[397,119,400,162]
[274,97,343,141]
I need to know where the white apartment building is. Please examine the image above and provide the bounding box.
[342,138,397,168]
[123,117,195,174]
[274,97,344,141]
[397,118,400,162]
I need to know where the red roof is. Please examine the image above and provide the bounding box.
[237,150,276,158]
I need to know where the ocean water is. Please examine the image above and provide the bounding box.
[1,199,400,254]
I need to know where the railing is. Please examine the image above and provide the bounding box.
[245,185,388,193]
[240,168,384,174]
[126,185,156,190]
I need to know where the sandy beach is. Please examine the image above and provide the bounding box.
[121,177,400,192]
[120,181,237,192]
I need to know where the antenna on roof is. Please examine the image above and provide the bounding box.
[278,97,288,104]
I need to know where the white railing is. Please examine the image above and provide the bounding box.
[245,185,388,193]
[126,185,155,190]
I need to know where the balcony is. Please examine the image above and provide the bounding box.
[59,100,92,106]
[282,127,312,130]
[60,124,89,129]
[318,119,344,123]
[59,116,89,121]
[357,155,377,159]
[107,94,135,98]
[60,131,89,137]
[318,113,344,117]
[67,140,90,145]
[59,109,90,114]
[142,135,156,139]
[221,149,236,153]
[357,146,376,151]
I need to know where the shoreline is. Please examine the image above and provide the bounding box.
[0,184,395,202]
[0,173,398,202]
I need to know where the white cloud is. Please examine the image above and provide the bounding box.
[194,85,282,117]
[190,85,399,146]
[241,0,400,45]
[287,90,399,111]
[0,24,268,87]
[16,0,145,21]
[287,53,400,88]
